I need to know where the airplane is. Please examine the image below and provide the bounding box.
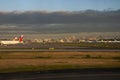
[0,35,24,45]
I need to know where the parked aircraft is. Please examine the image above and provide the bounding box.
[0,35,24,45]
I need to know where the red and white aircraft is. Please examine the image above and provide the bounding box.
[0,35,24,45]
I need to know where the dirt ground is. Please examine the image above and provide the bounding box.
[0,51,120,73]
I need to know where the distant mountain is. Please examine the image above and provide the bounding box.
[0,10,120,33]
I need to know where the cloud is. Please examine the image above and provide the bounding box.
[0,10,120,32]
[0,10,119,24]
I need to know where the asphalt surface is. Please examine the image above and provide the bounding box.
[0,43,120,52]
[0,69,120,80]
[1,73,120,80]
[0,49,120,52]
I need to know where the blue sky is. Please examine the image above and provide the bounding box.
[0,0,120,11]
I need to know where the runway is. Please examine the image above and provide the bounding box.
[0,69,120,80]
[0,48,120,52]
[0,43,120,52]
[1,73,120,80]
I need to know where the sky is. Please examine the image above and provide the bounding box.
[0,0,120,11]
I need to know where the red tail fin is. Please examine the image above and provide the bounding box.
[19,35,24,42]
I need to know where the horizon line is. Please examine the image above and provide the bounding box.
[0,8,120,13]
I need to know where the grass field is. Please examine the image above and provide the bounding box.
[0,51,120,73]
